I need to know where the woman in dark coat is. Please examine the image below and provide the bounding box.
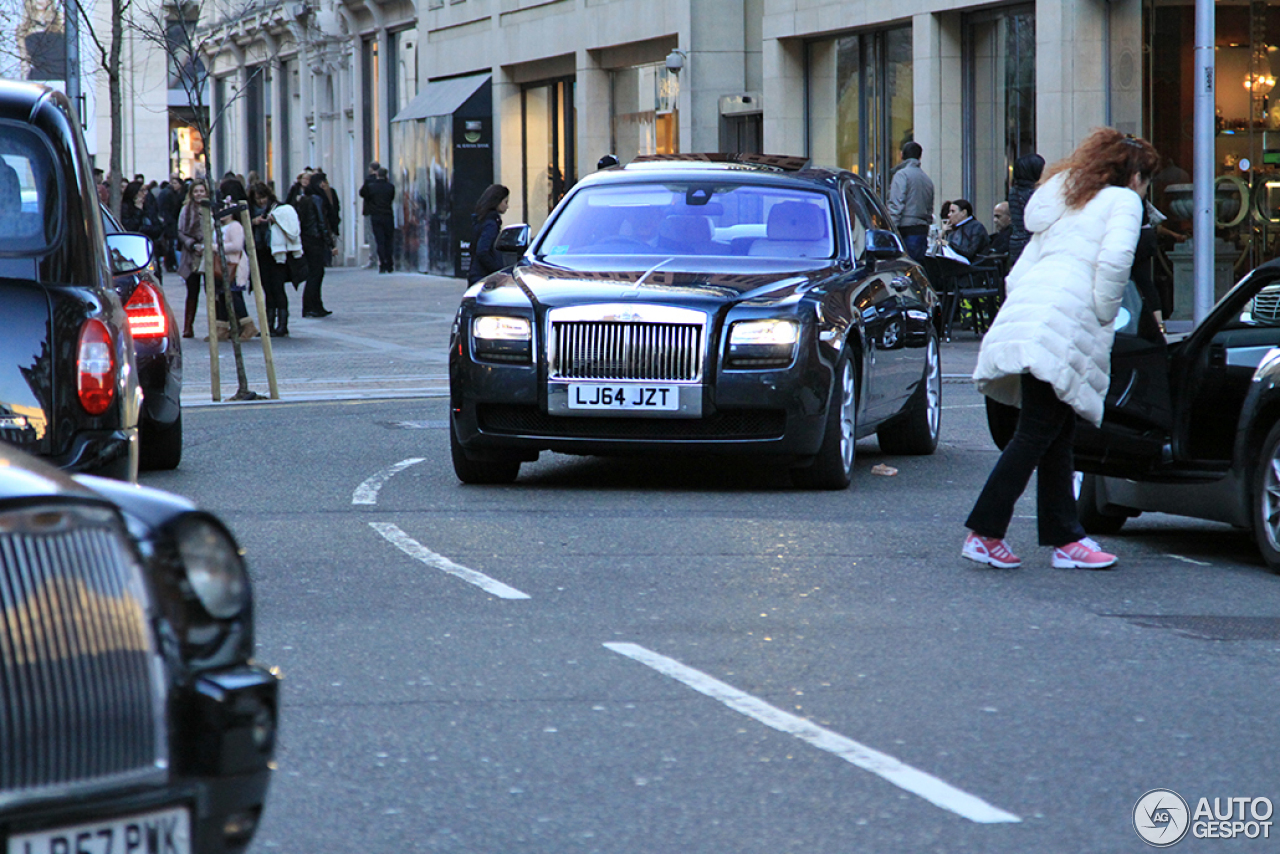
[1007,153,1045,266]
[467,184,509,285]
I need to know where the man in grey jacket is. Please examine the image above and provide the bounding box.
[887,141,934,262]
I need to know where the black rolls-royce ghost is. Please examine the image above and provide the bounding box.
[0,444,278,853]
[0,81,141,480]
[449,153,942,488]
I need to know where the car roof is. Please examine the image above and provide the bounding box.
[591,153,854,191]
[0,79,55,123]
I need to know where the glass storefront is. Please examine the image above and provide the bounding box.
[611,63,680,164]
[807,26,912,199]
[522,77,575,236]
[1146,0,1280,319]
[963,6,1035,233]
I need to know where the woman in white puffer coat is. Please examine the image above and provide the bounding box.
[962,128,1159,571]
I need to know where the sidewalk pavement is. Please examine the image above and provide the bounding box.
[167,265,983,407]
[169,267,466,408]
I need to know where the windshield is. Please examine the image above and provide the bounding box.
[0,122,58,255]
[537,182,837,260]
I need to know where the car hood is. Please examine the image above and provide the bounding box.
[478,257,833,310]
[0,443,98,501]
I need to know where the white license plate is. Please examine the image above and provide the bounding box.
[8,805,190,854]
[567,383,680,411]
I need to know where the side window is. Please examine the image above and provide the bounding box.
[0,123,58,253]
[857,185,893,231]
[842,184,866,258]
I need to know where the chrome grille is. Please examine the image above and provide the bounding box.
[0,505,165,806]
[1253,285,1280,321]
[550,321,704,381]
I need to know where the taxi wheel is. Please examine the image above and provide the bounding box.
[140,412,183,471]
[1251,420,1280,572]
[792,352,855,490]
[878,329,940,455]
[450,416,520,485]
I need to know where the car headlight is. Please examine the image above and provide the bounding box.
[473,316,531,341]
[174,515,248,619]
[726,319,799,368]
[729,319,799,346]
[472,315,532,362]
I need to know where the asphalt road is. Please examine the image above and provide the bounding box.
[140,366,1280,853]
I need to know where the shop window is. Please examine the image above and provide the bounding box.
[610,63,679,165]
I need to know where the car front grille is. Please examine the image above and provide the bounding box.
[0,504,165,806]
[478,404,786,440]
[1253,285,1280,321]
[550,321,704,381]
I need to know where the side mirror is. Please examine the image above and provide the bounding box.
[496,224,530,254]
[865,229,905,262]
[105,233,154,275]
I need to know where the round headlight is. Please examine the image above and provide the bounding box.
[174,516,248,618]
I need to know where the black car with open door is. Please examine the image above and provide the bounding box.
[989,258,1280,571]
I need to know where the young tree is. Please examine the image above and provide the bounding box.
[133,0,266,401]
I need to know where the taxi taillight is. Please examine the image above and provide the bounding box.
[77,319,116,415]
[124,280,168,339]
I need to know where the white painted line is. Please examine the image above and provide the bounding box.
[942,403,988,410]
[604,642,1020,825]
[1167,553,1211,566]
[353,458,426,505]
[370,522,531,600]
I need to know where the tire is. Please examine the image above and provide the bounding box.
[140,412,183,471]
[1252,420,1280,572]
[877,330,940,455]
[791,351,856,490]
[450,415,520,485]
[1074,471,1129,535]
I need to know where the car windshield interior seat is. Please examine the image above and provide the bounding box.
[749,201,830,258]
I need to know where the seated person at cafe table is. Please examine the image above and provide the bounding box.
[945,198,991,262]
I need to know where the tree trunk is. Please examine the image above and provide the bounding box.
[107,0,123,218]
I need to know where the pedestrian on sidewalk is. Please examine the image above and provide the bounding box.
[211,199,257,341]
[1007,153,1045,266]
[251,181,297,337]
[467,184,509,285]
[361,161,379,268]
[176,181,210,338]
[887,140,934,263]
[360,166,396,273]
[962,128,1158,571]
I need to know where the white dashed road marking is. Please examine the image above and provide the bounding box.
[604,642,1021,824]
[370,522,531,600]
[353,458,426,505]
[1167,554,1211,566]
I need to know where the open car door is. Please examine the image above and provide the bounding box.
[1073,281,1173,473]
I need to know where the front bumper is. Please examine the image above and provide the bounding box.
[451,345,834,459]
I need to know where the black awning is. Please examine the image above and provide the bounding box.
[391,73,491,122]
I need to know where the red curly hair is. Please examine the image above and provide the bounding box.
[1042,127,1159,210]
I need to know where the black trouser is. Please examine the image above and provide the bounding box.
[258,247,288,316]
[301,239,327,313]
[214,285,249,323]
[965,374,1087,547]
[371,214,394,272]
[899,224,929,263]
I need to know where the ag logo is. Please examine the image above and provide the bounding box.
[1134,789,1190,847]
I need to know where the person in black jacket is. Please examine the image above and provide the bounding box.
[467,184,509,285]
[121,180,163,282]
[1007,153,1045,266]
[360,167,396,273]
[944,198,991,262]
[287,173,332,317]
[157,173,185,272]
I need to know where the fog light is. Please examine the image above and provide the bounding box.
[251,704,276,751]
[223,809,260,844]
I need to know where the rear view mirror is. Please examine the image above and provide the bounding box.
[105,232,153,275]
[865,229,904,261]
[496,224,531,254]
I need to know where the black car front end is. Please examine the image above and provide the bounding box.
[0,453,278,854]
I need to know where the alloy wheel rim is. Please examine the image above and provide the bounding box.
[839,360,855,472]
[925,337,941,438]
[1265,452,1280,551]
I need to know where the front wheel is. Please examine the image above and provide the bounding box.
[1251,420,1280,572]
[1073,471,1130,535]
[791,352,855,490]
[450,415,520,485]
[877,330,940,455]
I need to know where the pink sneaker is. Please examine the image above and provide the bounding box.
[1053,536,1117,569]
[962,532,1022,568]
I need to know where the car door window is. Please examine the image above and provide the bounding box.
[842,184,866,258]
[0,122,58,253]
